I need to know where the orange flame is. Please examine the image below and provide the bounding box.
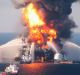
[22,3,44,27]
[22,3,57,44]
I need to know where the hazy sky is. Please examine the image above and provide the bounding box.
[0,0,80,33]
[0,0,23,33]
[70,1,80,33]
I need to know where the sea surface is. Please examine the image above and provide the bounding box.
[18,63,80,75]
[0,63,80,75]
[0,33,18,45]
[70,32,80,46]
[0,32,80,45]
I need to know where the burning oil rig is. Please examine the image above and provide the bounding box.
[11,0,70,64]
[11,0,77,64]
[13,2,63,64]
[2,0,80,74]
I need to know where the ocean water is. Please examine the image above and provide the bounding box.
[18,63,80,75]
[0,63,9,72]
[70,33,80,46]
[0,32,80,45]
[1,63,80,75]
[0,33,18,45]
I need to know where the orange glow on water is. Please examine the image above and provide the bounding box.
[22,63,45,71]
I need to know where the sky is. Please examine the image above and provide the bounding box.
[69,1,80,33]
[0,0,23,33]
[0,0,80,33]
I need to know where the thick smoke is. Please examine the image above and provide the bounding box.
[41,0,77,39]
[12,0,77,39]
[12,0,78,47]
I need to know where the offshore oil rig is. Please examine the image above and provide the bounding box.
[16,36,62,64]
[4,0,80,74]
[11,0,63,64]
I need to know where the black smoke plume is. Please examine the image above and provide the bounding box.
[40,0,77,39]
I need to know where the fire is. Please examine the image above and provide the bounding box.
[22,3,57,44]
[22,3,44,27]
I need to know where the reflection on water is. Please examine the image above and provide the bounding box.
[18,63,80,75]
[19,63,46,75]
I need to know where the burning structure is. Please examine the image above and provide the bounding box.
[19,3,59,63]
[0,0,80,74]
[0,0,78,64]
[11,0,78,63]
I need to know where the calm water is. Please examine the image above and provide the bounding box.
[0,33,17,45]
[0,33,80,46]
[0,63,80,75]
[18,63,80,75]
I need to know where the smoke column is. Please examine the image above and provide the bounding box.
[41,0,78,39]
[12,0,78,39]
